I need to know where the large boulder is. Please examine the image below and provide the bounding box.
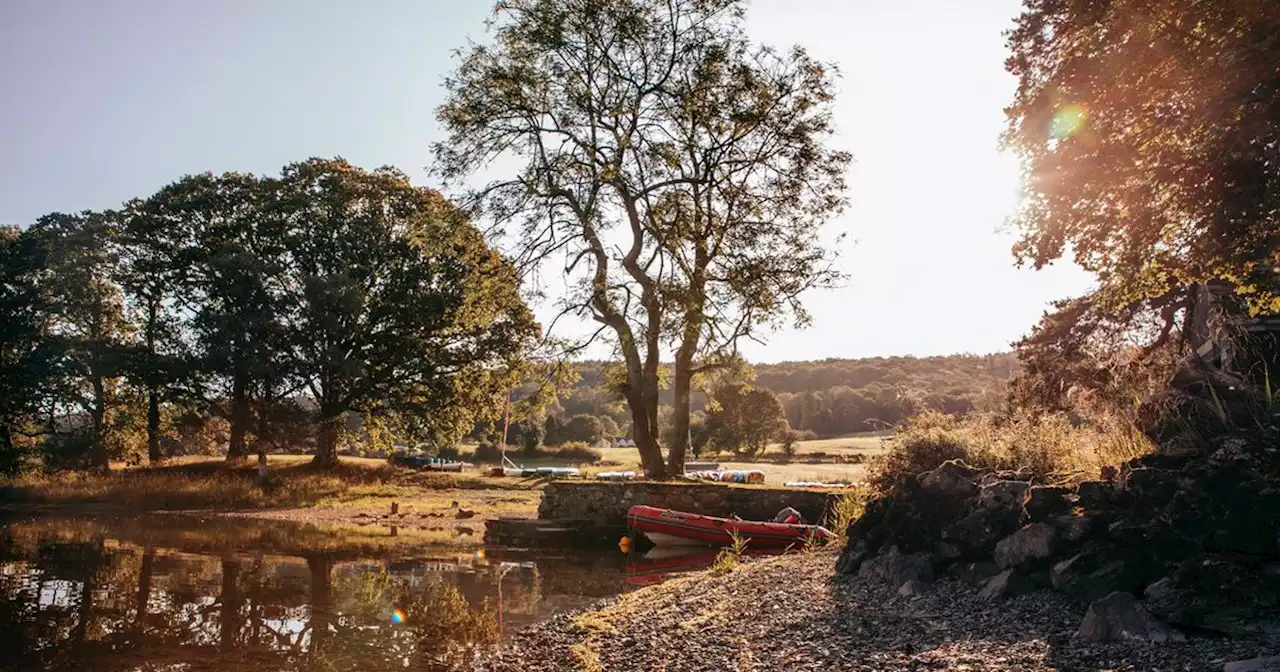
[978,569,1035,602]
[1050,513,1098,543]
[918,460,983,498]
[994,523,1059,569]
[978,480,1030,511]
[1023,485,1074,522]
[837,479,973,573]
[1144,555,1280,643]
[943,507,1021,558]
[857,545,935,587]
[1076,480,1113,510]
[1049,545,1161,604]
[1075,592,1185,643]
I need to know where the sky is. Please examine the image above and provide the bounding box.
[0,0,1094,363]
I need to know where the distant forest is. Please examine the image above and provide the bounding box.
[540,354,1017,441]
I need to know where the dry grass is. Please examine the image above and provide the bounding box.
[869,411,1154,491]
[0,455,539,513]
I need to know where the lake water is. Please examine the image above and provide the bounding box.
[0,513,727,671]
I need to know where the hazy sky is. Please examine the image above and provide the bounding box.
[0,0,1094,363]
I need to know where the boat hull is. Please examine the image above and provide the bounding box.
[626,505,832,549]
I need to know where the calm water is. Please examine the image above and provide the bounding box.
[0,513,724,671]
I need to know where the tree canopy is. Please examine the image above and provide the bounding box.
[0,159,537,474]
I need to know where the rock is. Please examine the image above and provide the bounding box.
[978,569,1034,601]
[1076,592,1186,643]
[1144,555,1280,642]
[934,541,964,561]
[1076,481,1112,510]
[1224,656,1280,672]
[978,480,1030,511]
[897,579,931,596]
[858,545,934,587]
[918,460,983,498]
[994,523,1058,569]
[948,561,1002,586]
[1050,549,1155,604]
[1051,513,1097,543]
[1023,485,1074,522]
[943,507,1020,557]
[456,508,478,519]
[1119,467,1179,513]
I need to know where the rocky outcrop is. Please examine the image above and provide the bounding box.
[836,434,1280,644]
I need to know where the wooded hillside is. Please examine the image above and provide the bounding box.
[543,354,1017,440]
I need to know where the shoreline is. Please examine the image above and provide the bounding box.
[488,550,1272,672]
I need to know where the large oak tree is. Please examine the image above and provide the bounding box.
[434,0,850,477]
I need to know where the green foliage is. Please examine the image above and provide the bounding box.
[552,414,606,446]
[825,487,869,542]
[2,159,538,473]
[704,383,788,456]
[712,529,749,573]
[1004,0,1280,314]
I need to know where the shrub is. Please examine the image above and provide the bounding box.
[780,429,802,462]
[868,410,1117,492]
[546,441,602,464]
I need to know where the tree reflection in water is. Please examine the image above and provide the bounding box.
[0,516,629,672]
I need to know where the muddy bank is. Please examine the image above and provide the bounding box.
[488,550,1273,672]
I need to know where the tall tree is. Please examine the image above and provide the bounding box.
[1004,0,1280,316]
[270,159,538,466]
[115,198,192,463]
[146,173,284,462]
[0,226,57,474]
[434,0,850,477]
[27,213,131,472]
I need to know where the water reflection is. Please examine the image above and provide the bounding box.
[0,514,786,671]
[0,515,641,671]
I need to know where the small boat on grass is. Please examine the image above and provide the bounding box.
[626,504,832,549]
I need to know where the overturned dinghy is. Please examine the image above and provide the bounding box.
[626,505,832,549]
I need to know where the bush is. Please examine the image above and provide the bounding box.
[545,441,602,464]
[868,410,1118,493]
[780,429,802,462]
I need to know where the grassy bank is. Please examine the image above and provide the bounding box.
[0,455,543,529]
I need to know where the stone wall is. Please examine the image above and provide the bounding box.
[538,481,845,527]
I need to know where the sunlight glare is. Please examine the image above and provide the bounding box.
[1049,104,1089,140]
[391,608,406,624]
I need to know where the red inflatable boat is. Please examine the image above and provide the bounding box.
[626,505,833,549]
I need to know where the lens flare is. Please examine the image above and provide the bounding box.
[1049,104,1088,140]
[391,608,406,624]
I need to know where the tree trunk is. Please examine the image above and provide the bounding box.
[629,391,666,478]
[312,413,342,468]
[146,385,161,464]
[89,377,109,472]
[226,372,250,461]
[666,347,696,476]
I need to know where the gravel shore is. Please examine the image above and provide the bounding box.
[488,550,1275,672]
